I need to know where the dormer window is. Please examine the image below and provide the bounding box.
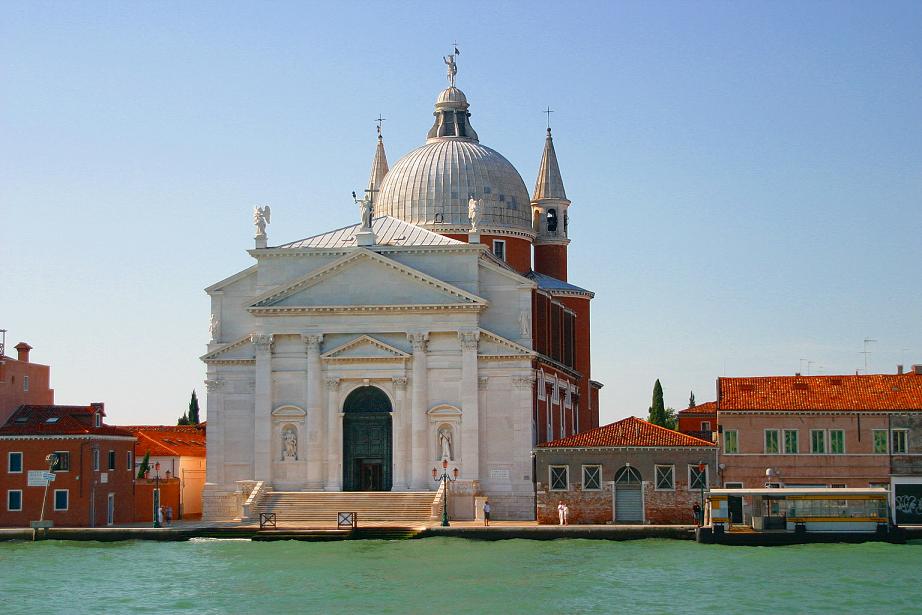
[547,208,558,233]
[95,413,102,428]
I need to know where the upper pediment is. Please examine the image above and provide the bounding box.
[248,249,487,314]
[478,329,534,359]
[201,334,256,364]
[322,335,410,362]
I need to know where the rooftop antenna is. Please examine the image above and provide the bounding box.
[807,360,815,376]
[544,106,555,131]
[860,338,877,373]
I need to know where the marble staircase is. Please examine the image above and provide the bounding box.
[253,491,438,527]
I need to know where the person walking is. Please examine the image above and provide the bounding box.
[157,506,164,528]
[557,501,569,526]
[692,502,702,526]
[483,500,491,526]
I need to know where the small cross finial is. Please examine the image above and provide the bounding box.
[375,114,386,136]
[544,106,555,131]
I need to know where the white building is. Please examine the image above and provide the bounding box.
[202,56,597,520]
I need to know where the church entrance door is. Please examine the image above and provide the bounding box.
[342,386,393,492]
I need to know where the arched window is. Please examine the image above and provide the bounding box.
[546,208,558,232]
[614,466,642,484]
[343,386,392,413]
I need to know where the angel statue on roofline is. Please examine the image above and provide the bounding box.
[254,205,271,239]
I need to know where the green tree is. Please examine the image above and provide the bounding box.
[188,390,200,424]
[647,379,667,427]
[663,407,678,431]
[137,451,150,479]
[177,411,190,425]
[689,391,696,408]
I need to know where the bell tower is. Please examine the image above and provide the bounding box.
[531,127,570,281]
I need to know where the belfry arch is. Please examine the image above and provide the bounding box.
[341,386,393,491]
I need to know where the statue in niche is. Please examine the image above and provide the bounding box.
[282,426,298,461]
[438,426,454,460]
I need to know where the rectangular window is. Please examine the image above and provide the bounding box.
[892,429,908,454]
[811,430,826,454]
[107,450,116,471]
[764,430,779,454]
[689,465,708,490]
[95,414,102,427]
[724,430,739,454]
[701,421,711,432]
[829,430,845,454]
[784,430,799,454]
[873,430,888,454]
[549,465,569,491]
[92,449,100,472]
[127,450,133,471]
[52,452,70,472]
[655,465,675,490]
[54,489,69,511]
[582,465,601,491]
[8,452,23,473]
[492,240,506,261]
[23,376,30,392]
[7,490,22,512]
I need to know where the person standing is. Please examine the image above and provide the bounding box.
[157,506,164,528]
[692,502,702,526]
[558,501,569,526]
[483,500,491,526]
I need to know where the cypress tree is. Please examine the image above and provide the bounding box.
[137,451,150,479]
[188,390,200,424]
[689,391,696,408]
[648,379,667,427]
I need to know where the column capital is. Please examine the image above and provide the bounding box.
[512,371,536,388]
[458,330,480,351]
[478,376,489,390]
[301,333,324,351]
[204,379,225,392]
[408,332,429,352]
[250,333,273,351]
[392,376,409,389]
[324,376,341,391]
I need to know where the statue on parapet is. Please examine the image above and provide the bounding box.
[254,205,271,239]
[468,196,482,232]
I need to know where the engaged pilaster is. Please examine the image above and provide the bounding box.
[302,333,324,487]
[391,376,409,490]
[459,330,480,481]
[324,376,341,490]
[251,333,273,481]
[408,332,429,489]
[204,377,226,487]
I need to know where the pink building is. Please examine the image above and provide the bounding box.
[0,340,54,425]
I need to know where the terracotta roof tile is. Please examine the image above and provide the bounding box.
[539,416,716,448]
[121,425,206,457]
[677,401,716,416]
[718,373,922,411]
[0,405,134,438]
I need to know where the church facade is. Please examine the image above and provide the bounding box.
[202,56,599,520]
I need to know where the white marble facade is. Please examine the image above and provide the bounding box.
[202,221,538,519]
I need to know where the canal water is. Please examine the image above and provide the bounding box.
[1,538,919,614]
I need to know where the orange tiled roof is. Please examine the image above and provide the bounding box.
[122,425,206,457]
[538,416,716,448]
[718,373,922,411]
[0,405,134,438]
[677,401,716,416]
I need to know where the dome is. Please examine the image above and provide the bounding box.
[376,140,532,233]
[375,81,533,236]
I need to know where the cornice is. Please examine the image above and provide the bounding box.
[419,224,537,241]
[249,304,486,315]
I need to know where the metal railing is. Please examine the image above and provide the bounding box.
[259,512,277,529]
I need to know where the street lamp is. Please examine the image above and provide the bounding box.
[153,462,161,528]
[38,453,59,526]
[697,461,707,526]
[431,459,459,527]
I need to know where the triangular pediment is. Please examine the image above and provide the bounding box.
[322,335,410,362]
[249,249,487,313]
[200,334,256,364]
[477,329,534,358]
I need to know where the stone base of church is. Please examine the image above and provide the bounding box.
[202,485,242,521]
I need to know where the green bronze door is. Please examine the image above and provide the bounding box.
[342,386,393,491]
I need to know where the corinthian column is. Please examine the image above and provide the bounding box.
[251,334,273,481]
[391,376,408,490]
[408,332,429,490]
[459,330,480,481]
[325,377,341,490]
[303,334,324,488]
[204,377,225,487]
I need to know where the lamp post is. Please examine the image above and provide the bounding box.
[432,459,459,527]
[152,461,161,528]
[697,461,707,526]
[38,453,59,526]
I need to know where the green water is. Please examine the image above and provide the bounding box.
[1,538,919,614]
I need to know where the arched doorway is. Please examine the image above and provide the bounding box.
[614,466,643,523]
[342,386,393,491]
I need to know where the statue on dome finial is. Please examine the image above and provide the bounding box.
[443,44,460,88]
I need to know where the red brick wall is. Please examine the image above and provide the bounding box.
[644,483,701,524]
[442,233,532,273]
[534,244,568,281]
[0,359,53,425]
[0,438,135,527]
[559,296,595,430]
[534,364,580,443]
[134,478,181,523]
[537,485,612,524]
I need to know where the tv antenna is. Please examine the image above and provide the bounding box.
[860,338,877,373]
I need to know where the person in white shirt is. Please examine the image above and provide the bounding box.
[483,500,491,526]
[558,501,569,525]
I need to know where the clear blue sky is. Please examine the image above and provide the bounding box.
[2,1,920,425]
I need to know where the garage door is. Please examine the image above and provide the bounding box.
[615,486,643,523]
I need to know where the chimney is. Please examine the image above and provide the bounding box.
[14,342,32,363]
[897,365,904,375]
[90,402,105,415]
[914,365,922,376]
